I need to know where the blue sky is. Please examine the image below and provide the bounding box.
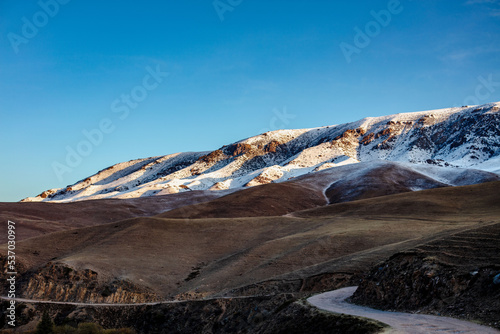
[1,0,500,202]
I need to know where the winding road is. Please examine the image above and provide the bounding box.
[3,288,499,333]
[307,286,500,334]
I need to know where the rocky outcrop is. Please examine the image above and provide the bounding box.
[37,189,57,199]
[18,263,159,303]
[351,223,500,329]
[244,167,284,187]
[361,133,375,145]
[329,128,365,160]
[197,149,226,164]
[225,143,255,157]
[263,140,283,153]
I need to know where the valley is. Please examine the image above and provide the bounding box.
[1,102,499,333]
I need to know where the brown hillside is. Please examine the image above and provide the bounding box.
[0,189,235,243]
[158,182,326,219]
[294,180,500,218]
[3,182,499,304]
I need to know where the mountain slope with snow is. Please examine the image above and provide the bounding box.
[23,102,500,202]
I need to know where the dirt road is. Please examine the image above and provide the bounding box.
[4,287,499,333]
[307,286,499,334]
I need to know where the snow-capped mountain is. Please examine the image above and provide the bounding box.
[24,102,500,202]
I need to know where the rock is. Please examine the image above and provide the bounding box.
[198,149,226,163]
[350,223,500,329]
[264,140,282,153]
[15,263,159,303]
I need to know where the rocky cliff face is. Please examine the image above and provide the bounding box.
[15,263,158,304]
[22,102,500,202]
[351,222,500,329]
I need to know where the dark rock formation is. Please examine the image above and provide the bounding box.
[351,223,500,329]
[1,294,386,334]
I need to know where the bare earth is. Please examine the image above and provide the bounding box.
[308,287,500,334]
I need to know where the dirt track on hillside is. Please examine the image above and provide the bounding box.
[308,287,500,334]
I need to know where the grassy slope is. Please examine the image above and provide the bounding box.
[0,189,235,243]
[158,182,326,219]
[4,182,499,300]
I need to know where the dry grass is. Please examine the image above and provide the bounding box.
[158,182,326,219]
[4,182,499,300]
[0,189,234,243]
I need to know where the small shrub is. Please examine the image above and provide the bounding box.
[36,312,54,334]
[101,286,113,297]
[50,323,135,334]
[102,329,135,334]
[54,325,77,334]
[77,323,103,334]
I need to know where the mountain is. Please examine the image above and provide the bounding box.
[158,160,499,219]
[23,102,500,202]
[5,103,500,333]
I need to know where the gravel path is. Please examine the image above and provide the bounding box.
[307,286,500,334]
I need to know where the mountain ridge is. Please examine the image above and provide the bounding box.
[24,102,500,202]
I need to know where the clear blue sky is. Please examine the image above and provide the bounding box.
[1,0,500,202]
